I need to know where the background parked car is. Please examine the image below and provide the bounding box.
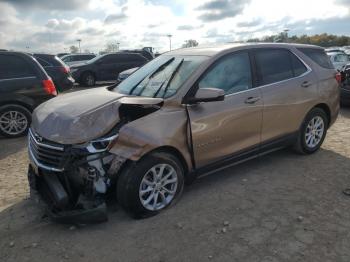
[61,53,96,66]
[71,52,148,86]
[32,53,74,92]
[57,53,69,58]
[327,52,350,71]
[117,67,138,84]
[120,49,154,60]
[0,51,57,138]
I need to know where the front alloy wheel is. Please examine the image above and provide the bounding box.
[139,164,178,211]
[117,152,184,218]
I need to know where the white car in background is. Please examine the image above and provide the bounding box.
[327,52,350,71]
[61,53,96,66]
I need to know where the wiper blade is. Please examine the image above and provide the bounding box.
[128,57,175,95]
[160,58,184,98]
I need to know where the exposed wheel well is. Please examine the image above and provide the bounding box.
[144,146,189,176]
[313,103,331,127]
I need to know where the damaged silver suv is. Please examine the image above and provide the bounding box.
[28,43,340,223]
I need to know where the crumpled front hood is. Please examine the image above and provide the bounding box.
[31,87,163,145]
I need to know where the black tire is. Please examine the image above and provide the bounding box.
[80,72,95,87]
[117,152,184,219]
[0,104,31,138]
[294,108,328,154]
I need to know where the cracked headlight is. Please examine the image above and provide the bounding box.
[75,134,118,153]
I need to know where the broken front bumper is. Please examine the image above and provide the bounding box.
[27,129,127,224]
[28,165,108,224]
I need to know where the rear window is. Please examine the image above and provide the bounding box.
[298,48,334,69]
[0,54,36,79]
[36,57,51,67]
[34,54,62,66]
[255,49,294,85]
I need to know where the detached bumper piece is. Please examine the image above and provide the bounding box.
[28,165,108,224]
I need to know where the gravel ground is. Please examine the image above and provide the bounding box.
[0,108,350,262]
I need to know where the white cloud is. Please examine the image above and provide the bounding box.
[0,0,349,53]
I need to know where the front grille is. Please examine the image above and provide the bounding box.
[28,129,69,172]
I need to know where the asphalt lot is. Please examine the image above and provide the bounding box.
[0,107,350,262]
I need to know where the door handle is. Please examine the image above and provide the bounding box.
[245,97,260,104]
[301,81,311,88]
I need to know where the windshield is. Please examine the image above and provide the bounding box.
[115,55,208,98]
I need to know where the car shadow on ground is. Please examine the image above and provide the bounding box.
[0,136,27,161]
[340,106,350,118]
[1,147,350,262]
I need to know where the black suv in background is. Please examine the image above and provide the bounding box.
[71,53,148,86]
[33,53,74,92]
[0,51,57,138]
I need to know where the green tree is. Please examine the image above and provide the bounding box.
[69,45,79,53]
[246,33,350,47]
[182,39,199,48]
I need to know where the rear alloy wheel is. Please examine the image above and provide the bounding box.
[81,72,95,87]
[294,108,328,154]
[117,152,184,218]
[0,105,31,138]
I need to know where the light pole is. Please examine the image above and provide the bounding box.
[167,34,172,51]
[283,29,289,42]
[117,42,120,51]
[77,39,82,53]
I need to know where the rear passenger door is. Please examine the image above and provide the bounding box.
[254,48,318,144]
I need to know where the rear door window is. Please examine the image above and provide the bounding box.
[101,55,118,64]
[0,54,36,80]
[255,49,294,86]
[298,48,334,69]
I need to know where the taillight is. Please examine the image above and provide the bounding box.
[335,72,342,84]
[59,66,70,74]
[42,79,57,96]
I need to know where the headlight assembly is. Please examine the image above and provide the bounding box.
[74,134,118,153]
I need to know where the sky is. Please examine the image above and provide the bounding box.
[0,0,350,53]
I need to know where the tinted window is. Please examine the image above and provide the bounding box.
[199,52,252,95]
[101,55,118,64]
[255,49,293,85]
[334,54,349,63]
[129,54,147,62]
[62,56,72,62]
[0,54,36,79]
[82,55,95,60]
[291,54,307,76]
[298,48,334,69]
[36,57,51,67]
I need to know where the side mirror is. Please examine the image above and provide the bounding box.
[186,87,225,104]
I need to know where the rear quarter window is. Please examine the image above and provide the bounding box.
[0,54,36,79]
[298,48,334,69]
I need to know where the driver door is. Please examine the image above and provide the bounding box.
[187,51,263,168]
